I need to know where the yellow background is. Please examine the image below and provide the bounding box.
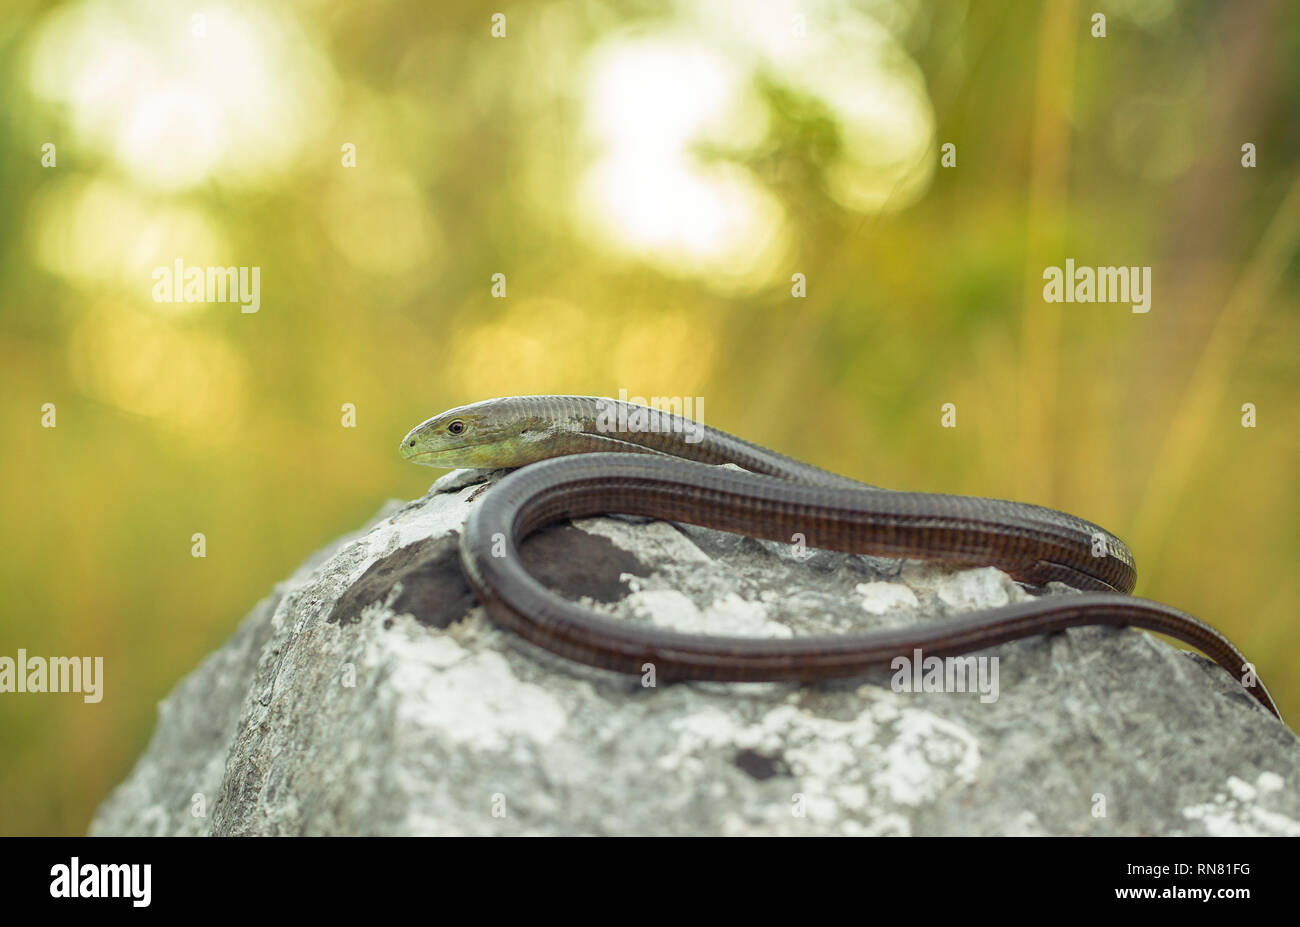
[2,0,1298,834]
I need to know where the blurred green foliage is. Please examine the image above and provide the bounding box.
[2,0,1298,834]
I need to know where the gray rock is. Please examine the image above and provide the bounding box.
[91,469,1300,836]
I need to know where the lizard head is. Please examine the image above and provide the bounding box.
[399,398,557,469]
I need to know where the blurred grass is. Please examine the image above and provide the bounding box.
[1,0,1298,834]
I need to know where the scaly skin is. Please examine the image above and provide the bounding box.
[401,395,1280,720]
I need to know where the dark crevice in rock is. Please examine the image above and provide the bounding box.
[733,748,791,780]
[520,523,653,603]
[329,523,653,629]
[329,533,473,629]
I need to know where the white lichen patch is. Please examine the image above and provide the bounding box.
[1181,772,1300,836]
[935,567,1016,610]
[656,693,981,834]
[382,484,478,558]
[627,588,793,639]
[876,710,982,806]
[856,581,920,615]
[393,650,568,751]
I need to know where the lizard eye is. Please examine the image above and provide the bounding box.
[447,420,465,435]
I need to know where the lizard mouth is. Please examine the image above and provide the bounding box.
[400,443,459,466]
